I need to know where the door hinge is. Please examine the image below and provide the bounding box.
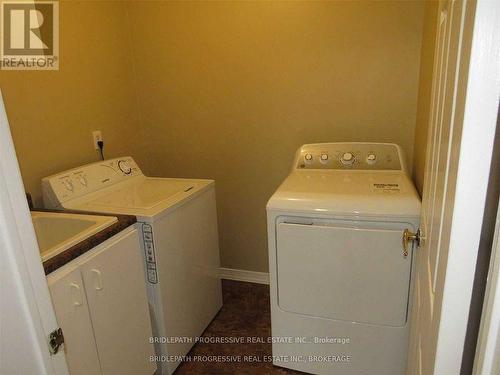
[48,328,64,355]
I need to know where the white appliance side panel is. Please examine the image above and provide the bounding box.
[80,229,156,375]
[276,222,412,327]
[48,267,102,375]
[153,187,222,373]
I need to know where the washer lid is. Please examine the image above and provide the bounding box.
[267,170,421,217]
[84,178,198,210]
[64,177,214,219]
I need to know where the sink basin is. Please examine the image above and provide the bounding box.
[32,211,118,262]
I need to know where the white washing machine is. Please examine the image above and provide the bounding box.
[42,157,222,374]
[267,143,421,375]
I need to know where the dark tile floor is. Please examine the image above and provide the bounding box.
[175,280,304,374]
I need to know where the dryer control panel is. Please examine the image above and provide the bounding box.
[295,143,405,172]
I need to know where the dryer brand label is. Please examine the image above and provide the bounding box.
[373,183,400,192]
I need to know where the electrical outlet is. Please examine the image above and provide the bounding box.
[92,131,102,150]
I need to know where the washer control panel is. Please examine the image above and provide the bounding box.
[42,156,143,207]
[142,224,158,284]
[295,143,404,171]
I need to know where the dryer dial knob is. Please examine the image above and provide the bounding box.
[320,153,329,164]
[304,153,314,164]
[341,152,355,165]
[118,160,132,174]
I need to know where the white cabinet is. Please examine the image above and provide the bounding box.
[48,227,156,375]
[81,229,156,375]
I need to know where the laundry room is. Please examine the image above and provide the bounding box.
[1,1,499,375]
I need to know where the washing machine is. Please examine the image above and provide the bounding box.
[267,142,421,375]
[42,157,222,374]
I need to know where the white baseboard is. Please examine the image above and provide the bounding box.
[219,267,270,285]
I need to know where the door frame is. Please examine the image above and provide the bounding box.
[0,90,69,374]
[473,196,500,374]
[425,0,500,373]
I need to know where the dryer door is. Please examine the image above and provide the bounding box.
[276,220,414,327]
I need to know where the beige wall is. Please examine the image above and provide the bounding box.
[412,1,439,194]
[127,1,425,272]
[0,1,142,206]
[1,1,426,274]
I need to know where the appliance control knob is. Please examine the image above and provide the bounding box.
[341,152,355,165]
[118,160,132,174]
[63,180,74,191]
[77,175,87,186]
[320,153,329,164]
[304,153,314,164]
[366,153,377,164]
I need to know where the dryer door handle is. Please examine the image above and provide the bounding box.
[402,228,421,257]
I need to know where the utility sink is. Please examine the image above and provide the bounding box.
[32,211,118,262]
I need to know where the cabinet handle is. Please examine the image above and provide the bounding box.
[91,269,103,291]
[69,283,83,306]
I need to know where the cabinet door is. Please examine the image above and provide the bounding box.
[48,268,102,375]
[81,229,156,375]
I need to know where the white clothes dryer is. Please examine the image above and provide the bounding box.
[267,143,421,375]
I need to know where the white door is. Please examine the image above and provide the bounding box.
[81,230,156,375]
[407,0,500,374]
[0,90,69,374]
[48,268,102,375]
